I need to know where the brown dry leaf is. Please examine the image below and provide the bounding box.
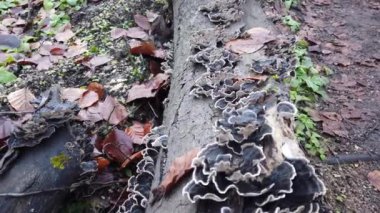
[368,170,380,190]
[102,128,134,164]
[96,156,111,171]
[110,28,128,40]
[134,14,151,31]
[126,73,169,103]
[77,104,103,123]
[129,40,156,56]
[152,148,199,202]
[320,111,342,121]
[146,11,159,22]
[64,44,87,58]
[61,88,86,102]
[125,121,152,144]
[121,151,143,168]
[124,27,149,40]
[78,90,99,108]
[7,88,36,112]
[55,28,75,42]
[149,60,162,75]
[322,121,348,138]
[82,55,112,71]
[0,117,15,140]
[100,96,128,125]
[226,27,275,54]
[36,56,52,70]
[87,82,105,99]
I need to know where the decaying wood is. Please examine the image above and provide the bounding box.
[0,127,81,213]
[147,0,275,212]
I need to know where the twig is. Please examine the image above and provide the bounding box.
[0,179,128,197]
[107,185,128,213]
[148,101,159,118]
[0,111,34,115]
[325,152,380,165]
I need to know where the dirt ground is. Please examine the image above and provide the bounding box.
[300,0,380,212]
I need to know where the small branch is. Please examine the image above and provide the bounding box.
[0,179,128,197]
[325,152,380,165]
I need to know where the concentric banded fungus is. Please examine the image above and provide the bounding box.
[184,65,325,211]
[188,47,238,73]
[199,0,244,25]
[117,127,168,213]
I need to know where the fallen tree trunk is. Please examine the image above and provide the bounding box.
[147,0,277,212]
[0,127,81,213]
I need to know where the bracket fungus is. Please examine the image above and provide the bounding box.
[117,127,168,213]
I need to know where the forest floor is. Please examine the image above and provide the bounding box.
[0,0,379,212]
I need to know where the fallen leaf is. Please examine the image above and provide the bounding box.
[322,121,348,138]
[134,14,151,31]
[121,151,143,168]
[126,73,169,103]
[7,88,36,112]
[96,156,110,171]
[0,117,15,140]
[124,27,149,40]
[55,28,75,42]
[100,96,128,125]
[82,55,112,71]
[77,104,103,123]
[102,128,134,164]
[320,111,342,121]
[368,170,380,190]
[64,44,87,58]
[125,121,152,144]
[340,108,362,119]
[110,28,128,40]
[226,27,275,54]
[146,11,159,22]
[87,82,105,99]
[0,68,17,84]
[152,148,199,202]
[61,87,86,102]
[129,40,154,55]
[78,90,99,108]
[36,56,52,70]
[149,60,162,75]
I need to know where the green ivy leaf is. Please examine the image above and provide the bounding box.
[0,68,17,84]
[282,15,301,32]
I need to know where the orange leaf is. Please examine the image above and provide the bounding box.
[96,156,110,172]
[129,40,156,56]
[78,90,99,108]
[125,121,152,144]
[100,96,128,125]
[102,128,133,164]
[87,82,105,99]
[121,151,143,168]
[151,148,199,202]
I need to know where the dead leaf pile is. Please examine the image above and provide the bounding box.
[125,121,152,145]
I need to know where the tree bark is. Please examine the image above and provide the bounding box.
[0,127,82,213]
[147,0,274,212]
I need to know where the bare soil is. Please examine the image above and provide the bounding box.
[301,0,380,211]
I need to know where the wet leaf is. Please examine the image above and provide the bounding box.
[125,121,152,145]
[7,88,36,112]
[87,82,105,99]
[152,148,199,202]
[128,40,154,56]
[134,14,151,31]
[0,68,17,84]
[100,96,128,125]
[368,170,380,190]
[124,27,149,40]
[126,73,169,103]
[96,156,110,171]
[78,90,99,108]
[82,55,112,71]
[61,87,86,102]
[102,128,133,164]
